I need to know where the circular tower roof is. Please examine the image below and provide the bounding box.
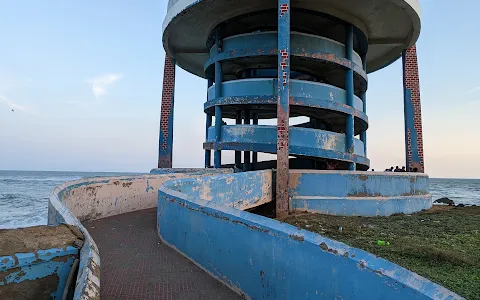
[163,0,421,77]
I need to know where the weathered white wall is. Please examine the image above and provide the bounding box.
[59,171,233,222]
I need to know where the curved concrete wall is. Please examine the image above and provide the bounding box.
[290,170,432,216]
[47,168,454,300]
[165,170,272,210]
[158,171,458,300]
[48,169,232,300]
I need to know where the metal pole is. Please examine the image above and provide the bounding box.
[214,28,223,168]
[276,0,290,217]
[345,24,355,170]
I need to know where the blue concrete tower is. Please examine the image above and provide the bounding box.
[162,0,422,216]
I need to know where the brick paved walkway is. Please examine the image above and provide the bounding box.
[83,208,243,300]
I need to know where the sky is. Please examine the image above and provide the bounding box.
[0,1,479,178]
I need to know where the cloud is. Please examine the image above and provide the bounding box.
[0,95,38,116]
[465,86,480,95]
[86,73,123,100]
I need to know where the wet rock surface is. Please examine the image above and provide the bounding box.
[433,197,455,206]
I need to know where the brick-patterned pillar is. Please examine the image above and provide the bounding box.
[276,0,290,217]
[158,56,176,168]
[402,45,424,172]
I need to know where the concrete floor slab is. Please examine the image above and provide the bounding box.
[83,209,243,300]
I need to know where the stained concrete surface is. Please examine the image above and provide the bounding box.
[0,273,59,300]
[83,208,244,300]
[0,224,83,256]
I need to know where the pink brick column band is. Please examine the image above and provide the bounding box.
[158,56,176,168]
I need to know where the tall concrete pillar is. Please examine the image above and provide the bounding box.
[214,28,223,168]
[344,24,355,170]
[158,56,176,168]
[402,45,425,172]
[276,0,290,217]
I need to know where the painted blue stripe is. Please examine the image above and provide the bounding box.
[0,247,78,271]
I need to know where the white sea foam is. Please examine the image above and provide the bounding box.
[0,170,138,229]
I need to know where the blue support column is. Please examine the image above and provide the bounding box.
[252,113,258,169]
[214,28,223,168]
[205,79,213,168]
[276,0,290,217]
[244,109,251,171]
[345,24,355,170]
[360,54,367,157]
[235,111,242,168]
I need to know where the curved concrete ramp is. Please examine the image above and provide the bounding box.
[84,208,243,300]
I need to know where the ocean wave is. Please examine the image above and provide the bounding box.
[0,193,20,201]
[0,177,82,183]
[0,215,47,229]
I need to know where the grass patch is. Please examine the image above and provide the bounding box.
[283,206,480,299]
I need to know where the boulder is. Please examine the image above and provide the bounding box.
[434,197,455,206]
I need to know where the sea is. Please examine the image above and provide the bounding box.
[0,170,142,229]
[0,170,479,229]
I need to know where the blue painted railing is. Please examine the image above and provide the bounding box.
[205,125,369,166]
[205,31,366,81]
[206,79,365,115]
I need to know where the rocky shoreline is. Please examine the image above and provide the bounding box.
[434,197,477,207]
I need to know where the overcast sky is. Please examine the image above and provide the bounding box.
[0,0,479,178]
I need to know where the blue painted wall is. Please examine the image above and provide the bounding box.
[290,171,429,197]
[157,172,458,300]
[289,171,432,216]
[150,168,232,175]
[165,170,272,210]
[0,247,79,299]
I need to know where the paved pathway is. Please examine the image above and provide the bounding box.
[84,208,243,300]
